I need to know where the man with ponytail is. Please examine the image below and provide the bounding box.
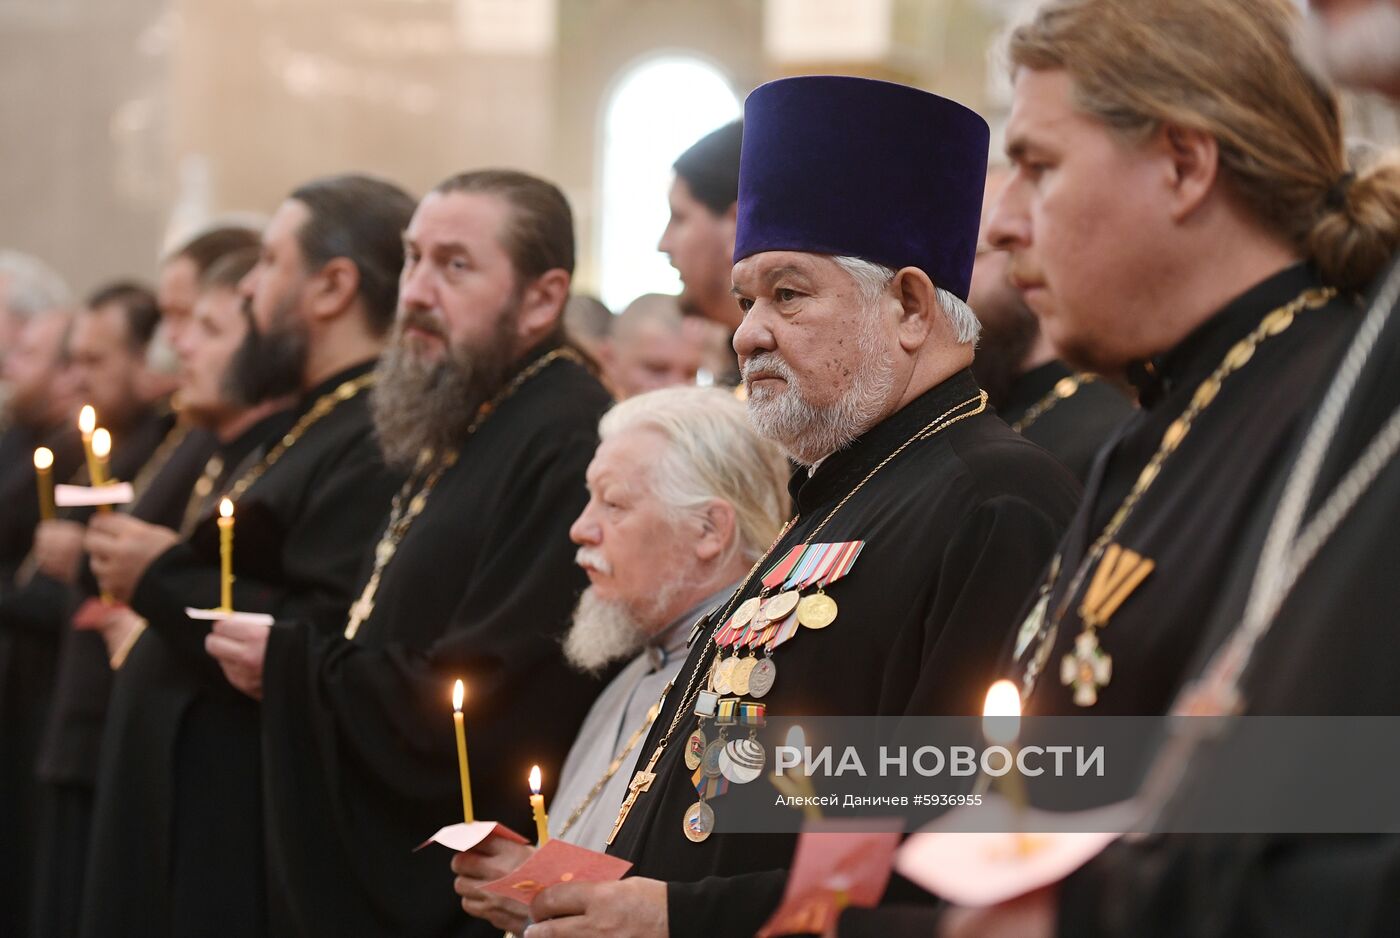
[834,0,1400,935]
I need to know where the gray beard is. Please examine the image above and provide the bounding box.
[562,583,681,676]
[743,318,896,467]
[371,309,517,470]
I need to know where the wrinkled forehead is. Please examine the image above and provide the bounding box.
[731,250,846,292]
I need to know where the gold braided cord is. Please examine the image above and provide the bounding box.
[1019,286,1337,697]
[609,388,990,841]
[342,347,583,639]
[225,372,377,504]
[1011,374,1096,434]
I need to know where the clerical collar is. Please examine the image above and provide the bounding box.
[1127,263,1321,409]
[790,368,983,516]
[646,582,741,671]
[300,358,378,412]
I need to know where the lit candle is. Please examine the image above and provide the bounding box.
[33,447,55,521]
[91,428,111,484]
[78,405,100,484]
[218,498,235,611]
[453,680,474,822]
[90,428,112,513]
[982,679,1033,854]
[529,765,549,845]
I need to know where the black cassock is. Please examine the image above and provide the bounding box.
[81,361,401,938]
[1055,257,1400,938]
[1014,265,1360,722]
[0,423,84,938]
[82,409,290,938]
[998,359,1135,484]
[30,414,213,938]
[837,265,1365,937]
[605,369,1081,938]
[259,346,612,938]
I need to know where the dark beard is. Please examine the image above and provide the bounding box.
[224,296,307,406]
[371,304,519,470]
[971,293,1040,412]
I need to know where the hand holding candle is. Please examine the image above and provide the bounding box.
[529,765,549,845]
[453,680,475,822]
[33,447,55,521]
[218,498,235,611]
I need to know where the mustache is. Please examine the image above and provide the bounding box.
[741,351,797,385]
[398,308,448,342]
[575,546,612,575]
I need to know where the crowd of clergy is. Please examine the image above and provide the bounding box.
[2,0,1399,935]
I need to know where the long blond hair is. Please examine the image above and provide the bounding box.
[1008,0,1400,293]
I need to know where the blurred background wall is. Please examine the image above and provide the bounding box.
[2,0,1397,301]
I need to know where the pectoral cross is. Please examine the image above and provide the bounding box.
[1061,629,1113,707]
[607,743,663,846]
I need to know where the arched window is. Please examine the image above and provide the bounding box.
[598,56,741,311]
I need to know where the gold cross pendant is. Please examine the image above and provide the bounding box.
[1061,628,1113,707]
[607,743,663,846]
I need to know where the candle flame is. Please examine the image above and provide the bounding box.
[982,679,1022,747]
[91,428,112,460]
[219,497,234,519]
[33,447,53,471]
[529,765,542,794]
[78,405,96,435]
[452,679,464,712]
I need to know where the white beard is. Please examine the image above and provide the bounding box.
[563,587,654,676]
[743,317,896,466]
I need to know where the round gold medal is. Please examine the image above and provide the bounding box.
[683,800,715,842]
[796,592,838,629]
[730,656,757,696]
[759,590,801,623]
[684,728,707,771]
[731,596,762,630]
[712,656,736,695]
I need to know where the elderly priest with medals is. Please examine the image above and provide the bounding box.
[514,77,1081,938]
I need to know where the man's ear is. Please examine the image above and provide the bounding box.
[516,268,571,346]
[694,499,737,563]
[305,257,362,323]
[1156,123,1219,223]
[892,266,940,354]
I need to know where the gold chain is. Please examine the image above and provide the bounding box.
[1020,287,1336,697]
[342,346,582,640]
[225,372,377,504]
[1011,373,1095,434]
[556,702,661,840]
[609,388,989,840]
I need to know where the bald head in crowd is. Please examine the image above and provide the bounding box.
[602,293,706,397]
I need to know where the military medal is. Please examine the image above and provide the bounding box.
[730,655,756,696]
[796,591,838,629]
[712,656,737,695]
[684,728,707,771]
[701,739,725,778]
[1060,543,1154,707]
[748,656,777,698]
[730,596,762,630]
[683,800,715,842]
[718,701,767,784]
[760,589,801,623]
